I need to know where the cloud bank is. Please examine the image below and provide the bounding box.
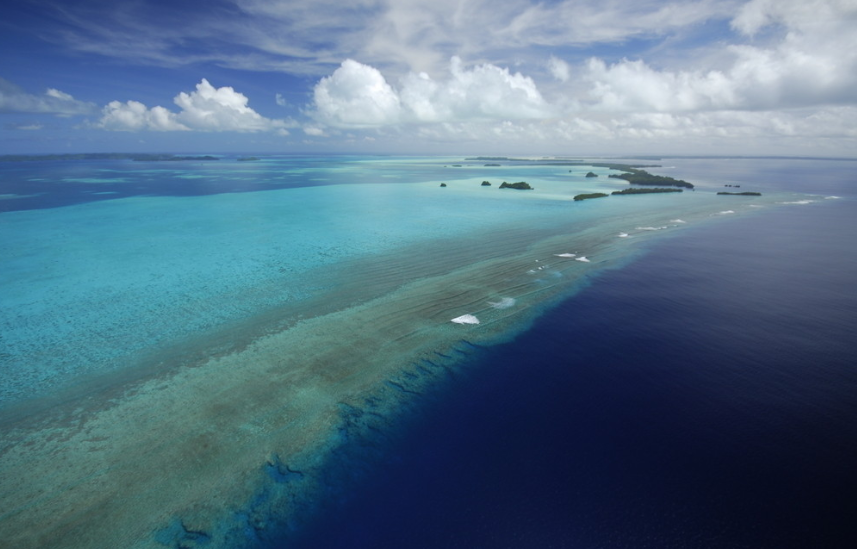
[0,78,96,115]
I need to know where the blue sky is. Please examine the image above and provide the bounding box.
[1,0,855,156]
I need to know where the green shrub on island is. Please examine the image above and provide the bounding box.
[574,193,609,201]
[611,187,683,195]
[499,181,533,190]
[481,181,492,186]
[440,182,447,187]
[717,191,762,196]
[585,172,598,178]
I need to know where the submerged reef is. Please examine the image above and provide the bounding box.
[499,181,533,190]
[0,153,220,162]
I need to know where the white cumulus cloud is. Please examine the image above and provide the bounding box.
[97,79,293,132]
[311,57,554,128]
[312,60,403,127]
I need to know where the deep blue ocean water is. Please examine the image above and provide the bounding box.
[283,163,857,549]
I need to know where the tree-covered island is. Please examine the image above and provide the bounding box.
[499,181,533,190]
[607,168,693,188]
[574,193,609,201]
[612,187,684,195]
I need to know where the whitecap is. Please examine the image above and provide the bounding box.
[825,196,841,200]
[575,256,590,262]
[779,200,814,205]
[618,233,629,238]
[718,210,735,215]
[451,314,480,325]
[670,219,686,224]
[488,297,516,309]
[635,226,668,231]
[553,253,576,258]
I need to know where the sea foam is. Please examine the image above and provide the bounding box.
[553,253,576,258]
[488,297,516,309]
[451,314,480,325]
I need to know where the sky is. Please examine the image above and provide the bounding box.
[1,0,855,156]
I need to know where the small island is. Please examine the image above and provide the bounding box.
[481,181,492,186]
[607,168,694,188]
[612,187,683,195]
[499,181,533,190]
[440,183,447,187]
[585,172,598,178]
[237,157,260,162]
[717,191,761,196]
[574,193,609,201]
[484,163,501,167]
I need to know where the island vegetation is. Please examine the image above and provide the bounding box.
[717,191,762,196]
[574,193,609,201]
[440,183,447,187]
[481,181,492,186]
[499,181,533,190]
[585,172,598,178]
[612,187,684,195]
[484,163,501,166]
[607,168,693,188]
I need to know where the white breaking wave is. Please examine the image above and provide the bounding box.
[670,219,686,224]
[718,210,735,214]
[635,226,668,231]
[451,314,480,325]
[553,253,576,258]
[825,196,841,200]
[779,200,814,205]
[618,233,629,238]
[488,297,516,309]
[575,256,590,262]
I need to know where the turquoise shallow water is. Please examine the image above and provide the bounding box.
[0,156,719,404]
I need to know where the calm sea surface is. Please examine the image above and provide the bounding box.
[1,156,855,549]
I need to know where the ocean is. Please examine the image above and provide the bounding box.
[0,156,855,549]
